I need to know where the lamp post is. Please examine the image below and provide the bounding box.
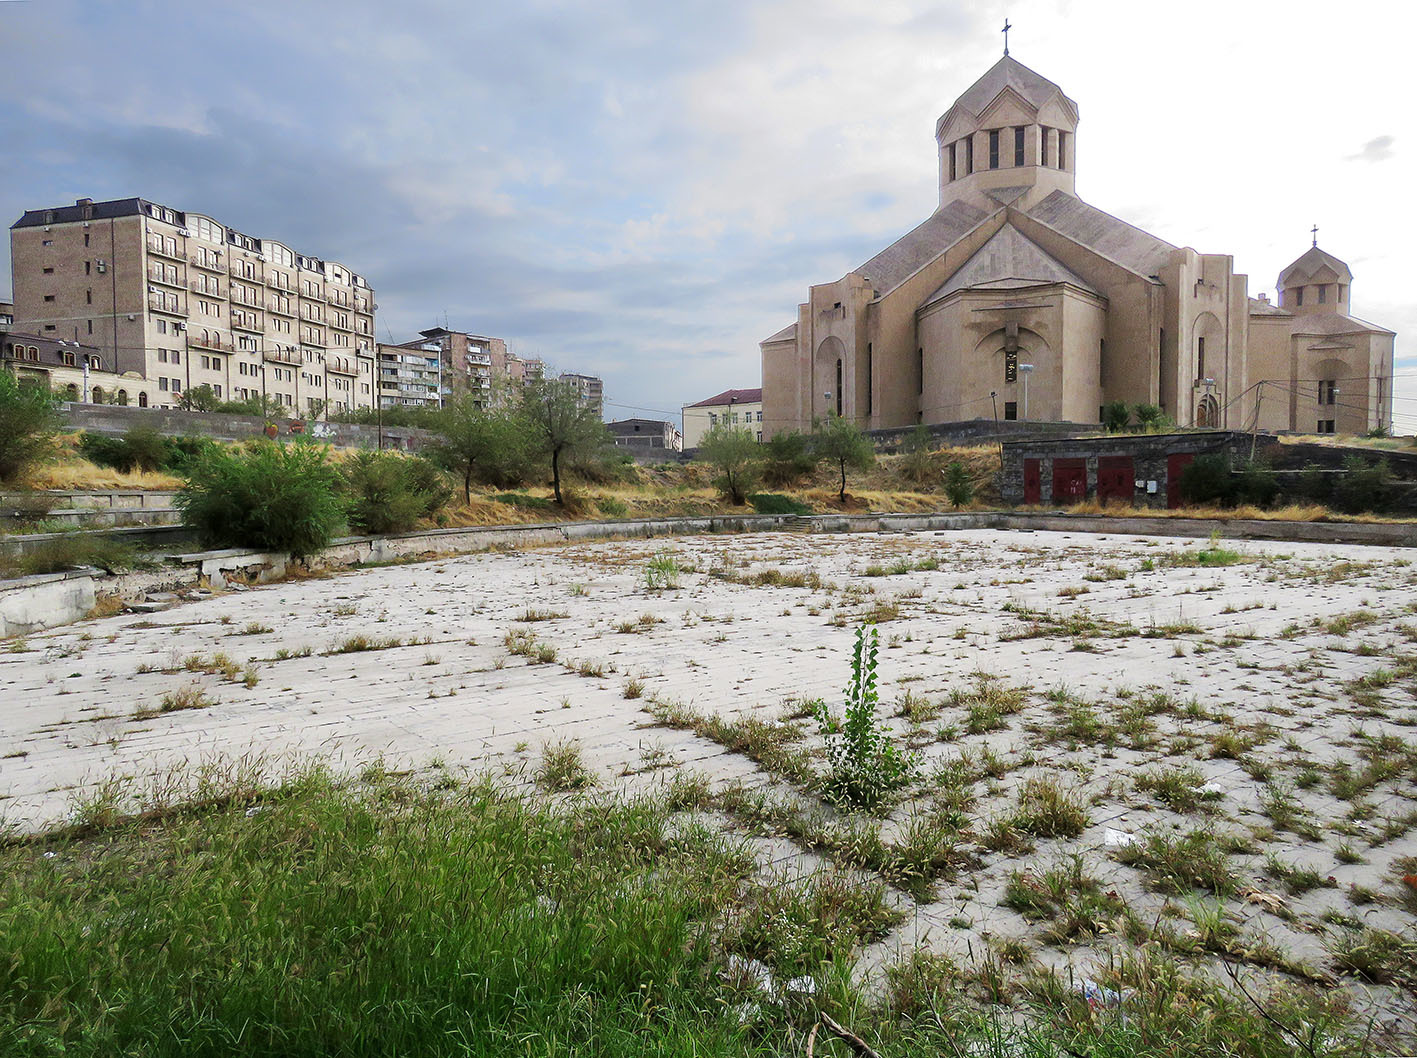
[1018,363,1034,421]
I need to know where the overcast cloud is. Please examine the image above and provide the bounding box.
[1,0,1413,429]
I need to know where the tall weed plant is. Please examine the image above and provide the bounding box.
[817,623,917,808]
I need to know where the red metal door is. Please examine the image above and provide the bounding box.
[1097,456,1134,505]
[1167,453,1195,509]
[1052,457,1087,504]
[1023,459,1041,504]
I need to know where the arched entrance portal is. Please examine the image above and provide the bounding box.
[1196,394,1219,428]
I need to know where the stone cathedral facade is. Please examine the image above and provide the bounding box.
[760,54,1395,438]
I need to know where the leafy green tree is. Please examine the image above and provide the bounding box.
[519,377,610,505]
[812,414,875,502]
[215,394,290,420]
[698,424,761,505]
[177,441,346,558]
[178,385,222,412]
[427,398,530,503]
[942,461,975,508]
[762,429,819,486]
[1101,400,1132,434]
[0,373,61,483]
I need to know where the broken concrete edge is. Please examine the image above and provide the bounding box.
[1,509,1411,639]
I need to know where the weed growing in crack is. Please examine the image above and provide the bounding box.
[816,623,917,809]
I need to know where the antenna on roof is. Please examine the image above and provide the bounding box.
[1002,17,1012,57]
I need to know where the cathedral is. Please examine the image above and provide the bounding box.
[760,52,1395,438]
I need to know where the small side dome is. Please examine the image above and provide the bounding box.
[1277,244,1352,313]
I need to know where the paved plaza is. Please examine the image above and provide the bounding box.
[3,527,1416,1016]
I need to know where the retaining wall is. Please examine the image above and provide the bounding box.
[62,403,434,451]
[2,510,1412,639]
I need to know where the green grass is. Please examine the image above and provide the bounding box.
[0,535,143,577]
[0,764,1388,1058]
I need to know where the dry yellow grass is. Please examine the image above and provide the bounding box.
[1058,499,1405,524]
[25,459,182,492]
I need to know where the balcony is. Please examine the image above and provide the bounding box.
[189,334,233,352]
[231,316,264,334]
[326,358,358,376]
[189,255,225,272]
[148,242,184,262]
[267,301,296,318]
[190,280,222,296]
[264,348,301,365]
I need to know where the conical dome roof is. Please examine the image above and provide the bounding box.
[949,55,1076,117]
[1278,245,1352,286]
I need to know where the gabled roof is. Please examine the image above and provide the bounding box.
[856,199,990,295]
[1290,313,1394,337]
[763,322,797,344]
[1026,191,1177,278]
[924,223,1097,305]
[687,387,763,409]
[1278,245,1353,286]
[13,197,171,229]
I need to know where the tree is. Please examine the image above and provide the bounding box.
[698,424,761,505]
[762,429,819,486]
[812,414,875,502]
[0,373,61,484]
[342,451,451,534]
[179,385,222,412]
[942,461,975,508]
[427,398,529,504]
[1101,400,1131,434]
[519,377,611,505]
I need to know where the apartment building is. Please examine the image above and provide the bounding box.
[394,326,559,408]
[559,372,604,418]
[376,341,443,409]
[10,197,378,416]
[682,387,764,447]
[3,330,160,407]
[0,299,13,332]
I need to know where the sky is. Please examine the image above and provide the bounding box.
[1,0,1413,430]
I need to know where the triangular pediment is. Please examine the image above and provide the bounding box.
[922,223,1097,307]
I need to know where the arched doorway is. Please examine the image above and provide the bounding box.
[138,391,149,407]
[117,389,129,406]
[1196,394,1219,428]
[814,336,848,420]
[91,386,104,405]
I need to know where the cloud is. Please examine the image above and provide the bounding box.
[1348,135,1395,163]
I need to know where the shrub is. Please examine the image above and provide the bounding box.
[177,441,345,557]
[1233,460,1278,507]
[79,430,216,474]
[1332,455,1393,514]
[698,424,761,505]
[748,492,810,515]
[0,373,61,484]
[816,623,917,808]
[942,461,974,508]
[427,399,532,502]
[762,429,819,486]
[899,425,937,485]
[1179,453,1234,506]
[1101,400,1131,433]
[342,451,450,535]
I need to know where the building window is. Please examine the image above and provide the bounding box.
[1196,336,1205,379]
[1041,127,1051,167]
[1004,401,1018,421]
[43,295,55,302]
[988,129,1000,169]
[1005,349,1018,384]
[1319,379,1337,405]
[159,377,169,391]
[60,351,76,366]
[865,342,872,414]
[139,392,148,407]
[947,143,956,182]
[42,267,54,275]
[1057,131,1068,169]
[1318,284,1328,304]
[1317,419,1336,434]
[1295,286,1304,307]
[1338,285,1346,303]
[965,136,973,174]
[1014,126,1025,166]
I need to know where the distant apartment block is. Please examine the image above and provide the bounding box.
[682,387,763,447]
[9,197,378,415]
[376,342,442,409]
[0,299,13,332]
[559,372,604,418]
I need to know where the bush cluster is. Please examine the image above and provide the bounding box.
[342,450,451,535]
[79,429,216,474]
[699,414,879,504]
[0,373,61,484]
[1181,452,1399,514]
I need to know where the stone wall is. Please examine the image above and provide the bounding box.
[868,417,1088,452]
[999,431,1248,507]
[62,403,435,451]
